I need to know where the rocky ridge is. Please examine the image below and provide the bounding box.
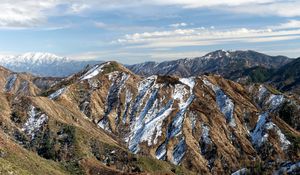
[0,61,299,174]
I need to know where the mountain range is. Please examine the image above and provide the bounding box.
[0,52,101,77]
[0,58,299,174]
[127,50,291,78]
[2,50,299,94]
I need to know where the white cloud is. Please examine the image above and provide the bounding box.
[94,22,107,28]
[1,0,300,29]
[70,3,90,13]
[227,1,300,17]
[169,23,188,28]
[274,20,300,30]
[0,1,59,28]
[69,49,209,63]
[152,0,275,8]
[115,23,300,49]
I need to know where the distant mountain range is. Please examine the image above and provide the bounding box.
[1,50,299,93]
[0,52,101,77]
[127,50,291,78]
[128,50,300,93]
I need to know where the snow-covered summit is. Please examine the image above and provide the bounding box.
[0,52,69,65]
[0,52,101,77]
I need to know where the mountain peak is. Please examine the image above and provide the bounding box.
[203,49,232,59]
[17,52,69,63]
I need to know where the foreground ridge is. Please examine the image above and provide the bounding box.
[0,61,299,174]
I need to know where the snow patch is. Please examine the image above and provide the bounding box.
[203,78,236,127]
[98,119,111,132]
[231,168,248,175]
[265,122,291,150]
[168,83,195,138]
[189,112,197,130]
[251,113,269,147]
[156,142,167,160]
[4,74,17,92]
[266,94,285,111]
[122,89,132,124]
[274,161,300,175]
[172,138,186,165]
[80,62,110,80]
[140,100,174,146]
[251,113,290,150]
[179,77,195,89]
[172,84,189,101]
[258,85,268,102]
[200,124,213,154]
[48,87,66,100]
[128,87,159,153]
[130,75,157,122]
[22,105,48,139]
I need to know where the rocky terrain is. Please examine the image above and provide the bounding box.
[0,60,299,175]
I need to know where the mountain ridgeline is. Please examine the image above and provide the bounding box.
[0,60,299,174]
[1,50,299,94]
[128,50,300,94]
[127,50,291,78]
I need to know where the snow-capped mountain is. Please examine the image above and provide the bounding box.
[0,52,102,77]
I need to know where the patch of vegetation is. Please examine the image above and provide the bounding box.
[10,111,23,124]
[136,156,192,174]
[157,75,181,86]
[279,102,297,128]
[265,85,282,95]
[0,146,68,175]
[37,129,56,160]
[102,62,120,74]
[285,132,300,161]
[247,67,274,83]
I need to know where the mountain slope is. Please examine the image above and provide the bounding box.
[127,50,291,79]
[0,52,102,77]
[270,57,300,94]
[0,61,299,174]
[45,61,300,174]
[0,64,191,175]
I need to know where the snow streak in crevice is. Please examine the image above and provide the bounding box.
[129,75,157,123]
[4,74,17,92]
[98,72,129,131]
[128,87,159,153]
[156,77,195,162]
[48,87,66,100]
[172,137,186,165]
[122,89,132,124]
[203,78,236,127]
[251,112,290,150]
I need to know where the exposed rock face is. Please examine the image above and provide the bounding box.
[0,62,299,175]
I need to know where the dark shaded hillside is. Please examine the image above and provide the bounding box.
[228,66,275,83]
[270,57,300,94]
[127,50,291,78]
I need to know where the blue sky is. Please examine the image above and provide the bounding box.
[0,0,300,63]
